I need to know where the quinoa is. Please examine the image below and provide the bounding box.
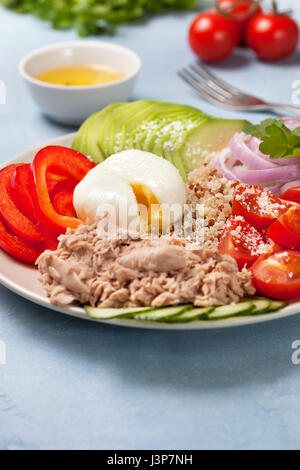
[186,162,236,245]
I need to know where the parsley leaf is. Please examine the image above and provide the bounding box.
[1,0,198,37]
[244,119,300,160]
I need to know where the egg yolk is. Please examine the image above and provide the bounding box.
[130,182,162,231]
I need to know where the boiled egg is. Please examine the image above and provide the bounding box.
[73,150,186,232]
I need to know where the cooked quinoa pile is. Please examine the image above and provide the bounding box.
[186,163,236,244]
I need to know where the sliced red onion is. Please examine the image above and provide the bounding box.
[248,135,300,166]
[264,183,283,196]
[229,133,276,169]
[214,147,237,182]
[280,179,300,194]
[281,116,300,131]
[211,124,300,195]
[232,163,300,184]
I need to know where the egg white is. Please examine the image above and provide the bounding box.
[73,150,186,232]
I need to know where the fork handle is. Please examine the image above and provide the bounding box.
[257,103,300,116]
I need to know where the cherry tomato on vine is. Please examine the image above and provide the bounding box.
[247,11,299,61]
[188,12,239,62]
[215,0,263,45]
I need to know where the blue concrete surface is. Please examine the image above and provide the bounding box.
[0,0,300,450]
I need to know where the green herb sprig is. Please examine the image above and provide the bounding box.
[244,119,300,159]
[1,0,198,37]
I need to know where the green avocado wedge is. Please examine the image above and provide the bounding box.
[72,100,248,179]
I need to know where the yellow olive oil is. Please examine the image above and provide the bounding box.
[36,64,124,86]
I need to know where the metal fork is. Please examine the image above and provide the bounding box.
[178,62,300,115]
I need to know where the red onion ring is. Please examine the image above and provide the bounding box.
[232,163,300,184]
[213,147,237,182]
[229,133,276,169]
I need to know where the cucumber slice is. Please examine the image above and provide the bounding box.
[166,307,214,323]
[268,300,287,312]
[85,305,155,320]
[207,301,254,320]
[134,305,192,322]
[243,297,271,315]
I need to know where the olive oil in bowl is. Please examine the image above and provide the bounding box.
[36,64,124,86]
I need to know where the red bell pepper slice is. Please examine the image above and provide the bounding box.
[0,165,43,243]
[46,167,70,192]
[0,218,43,265]
[31,146,95,233]
[53,191,76,218]
[10,163,37,223]
[50,178,77,218]
[49,177,77,202]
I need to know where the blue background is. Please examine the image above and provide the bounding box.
[0,0,300,450]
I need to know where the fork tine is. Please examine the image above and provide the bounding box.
[189,63,233,100]
[180,67,228,103]
[178,69,229,106]
[194,62,246,96]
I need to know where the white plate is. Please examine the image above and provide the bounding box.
[0,134,299,330]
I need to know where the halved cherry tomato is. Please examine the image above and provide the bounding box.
[10,163,37,223]
[232,185,289,232]
[0,218,43,265]
[267,206,300,249]
[219,215,269,269]
[0,165,43,244]
[31,146,94,234]
[252,250,300,300]
[281,186,300,205]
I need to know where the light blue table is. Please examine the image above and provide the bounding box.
[1,1,300,450]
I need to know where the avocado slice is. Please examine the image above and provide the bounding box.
[164,116,208,180]
[72,111,101,157]
[72,100,248,175]
[96,103,126,158]
[112,100,158,152]
[183,116,248,172]
[131,103,187,152]
[135,106,196,156]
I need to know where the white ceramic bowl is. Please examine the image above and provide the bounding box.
[19,41,142,126]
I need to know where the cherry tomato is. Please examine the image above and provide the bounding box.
[252,250,300,300]
[219,215,268,269]
[267,206,300,249]
[281,186,300,205]
[188,12,239,62]
[232,185,290,232]
[215,0,262,45]
[247,12,299,61]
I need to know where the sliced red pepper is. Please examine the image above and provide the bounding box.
[0,218,42,265]
[31,146,95,233]
[0,165,43,243]
[46,168,70,192]
[10,163,37,223]
[53,191,76,218]
[49,177,77,203]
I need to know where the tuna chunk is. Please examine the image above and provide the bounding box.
[37,221,255,308]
